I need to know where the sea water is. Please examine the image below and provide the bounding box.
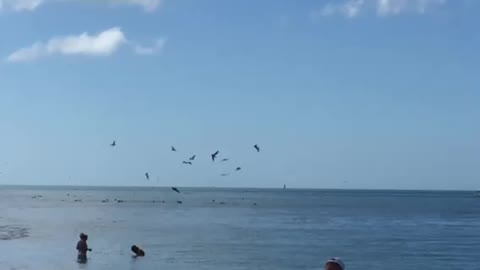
[1,186,479,269]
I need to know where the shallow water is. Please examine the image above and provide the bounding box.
[1,186,479,269]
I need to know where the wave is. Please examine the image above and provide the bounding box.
[0,225,29,240]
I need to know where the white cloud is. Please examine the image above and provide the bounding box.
[0,0,163,12]
[376,0,446,16]
[313,0,448,18]
[7,27,127,63]
[120,0,162,12]
[0,0,43,11]
[133,38,167,55]
[316,0,365,18]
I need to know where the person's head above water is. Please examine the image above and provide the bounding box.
[325,258,345,270]
[79,233,88,241]
[131,245,145,256]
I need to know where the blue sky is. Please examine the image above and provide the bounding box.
[0,0,479,189]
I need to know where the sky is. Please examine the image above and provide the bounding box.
[0,0,479,190]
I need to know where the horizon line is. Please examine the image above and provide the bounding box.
[0,184,476,192]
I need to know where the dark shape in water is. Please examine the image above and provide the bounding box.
[171,146,177,152]
[110,140,116,147]
[145,172,150,180]
[182,161,193,165]
[254,144,260,152]
[189,155,196,161]
[131,245,145,257]
[235,167,242,171]
[176,200,183,204]
[117,200,125,203]
[171,187,180,193]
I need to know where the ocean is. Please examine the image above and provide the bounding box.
[0,186,479,270]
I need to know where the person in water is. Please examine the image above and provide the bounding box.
[76,233,92,263]
[131,245,145,257]
[325,258,345,270]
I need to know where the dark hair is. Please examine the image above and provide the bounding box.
[80,233,88,240]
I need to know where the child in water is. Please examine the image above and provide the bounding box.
[76,233,92,263]
[131,245,145,257]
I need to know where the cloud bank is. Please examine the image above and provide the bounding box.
[0,0,163,12]
[7,27,165,63]
[0,0,44,11]
[312,0,448,19]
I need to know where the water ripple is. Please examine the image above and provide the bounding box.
[0,225,29,240]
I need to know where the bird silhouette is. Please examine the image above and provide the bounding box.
[254,144,260,152]
[182,161,192,165]
[110,140,116,147]
[211,151,219,162]
[171,187,180,193]
[236,167,242,171]
[189,155,196,161]
[145,172,150,180]
[171,146,177,152]
[221,158,229,162]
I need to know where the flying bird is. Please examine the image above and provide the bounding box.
[182,161,192,165]
[211,151,219,162]
[110,140,116,147]
[189,155,196,161]
[254,144,260,152]
[145,172,150,180]
[171,187,180,193]
[236,167,242,171]
[171,146,177,152]
[221,158,229,162]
